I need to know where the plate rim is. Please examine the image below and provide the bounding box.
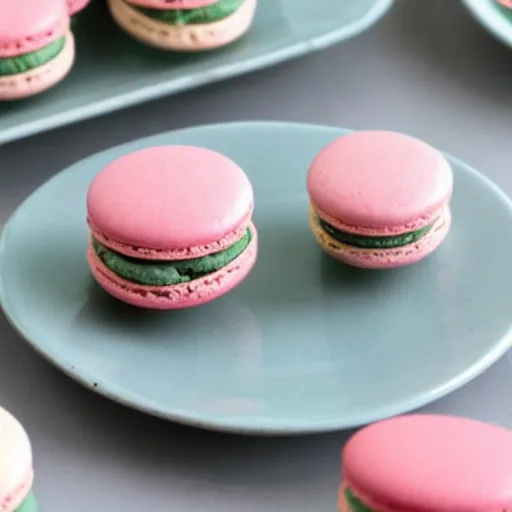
[462,0,512,48]
[0,0,394,146]
[2,120,512,436]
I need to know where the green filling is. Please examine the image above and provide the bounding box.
[129,0,245,24]
[15,492,38,512]
[319,218,435,249]
[93,228,251,286]
[0,37,66,76]
[345,488,374,512]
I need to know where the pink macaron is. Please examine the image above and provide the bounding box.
[307,131,453,269]
[107,0,257,52]
[86,145,258,310]
[340,414,512,512]
[497,0,512,8]
[0,0,74,101]
[67,0,91,15]
[0,406,37,512]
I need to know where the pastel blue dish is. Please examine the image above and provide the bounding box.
[462,0,512,47]
[0,0,393,146]
[1,122,512,435]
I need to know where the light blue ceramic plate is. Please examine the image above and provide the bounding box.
[2,122,512,435]
[462,0,512,47]
[0,0,393,146]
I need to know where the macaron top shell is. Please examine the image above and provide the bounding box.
[0,0,68,58]
[87,146,254,253]
[343,415,512,512]
[127,0,219,9]
[307,131,453,230]
[0,407,33,510]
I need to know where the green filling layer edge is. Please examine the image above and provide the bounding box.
[128,0,245,24]
[345,488,374,512]
[0,37,66,77]
[94,228,251,286]
[319,218,435,249]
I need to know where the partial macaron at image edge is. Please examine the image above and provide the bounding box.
[339,414,512,512]
[107,0,258,51]
[0,407,37,512]
[0,0,75,101]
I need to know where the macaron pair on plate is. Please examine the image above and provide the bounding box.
[1,122,512,434]
[462,0,512,48]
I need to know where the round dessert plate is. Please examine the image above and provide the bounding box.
[462,0,512,48]
[1,122,512,435]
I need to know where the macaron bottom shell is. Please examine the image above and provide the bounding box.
[87,222,258,309]
[108,0,257,51]
[0,32,75,101]
[15,492,38,512]
[310,207,451,269]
